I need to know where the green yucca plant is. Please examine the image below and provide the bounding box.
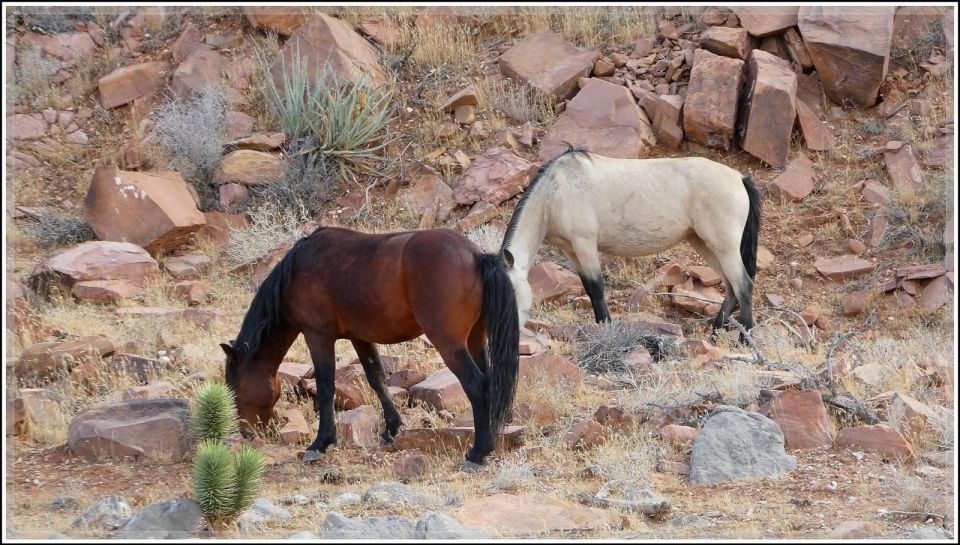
[191,382,239,442]
[192,439,237,526]
[190,383,266,529]
[253,39,396,185]
[231,445,265,515]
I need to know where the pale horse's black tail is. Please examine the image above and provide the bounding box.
[475,253,520,436]
[740,175,761,280]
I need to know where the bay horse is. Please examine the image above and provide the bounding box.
[500,146,761,336]
[220,226,519,466]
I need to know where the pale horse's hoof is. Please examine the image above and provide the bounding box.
[302,450,324,463]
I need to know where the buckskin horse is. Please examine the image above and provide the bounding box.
[500,146,761,337]
[221,226,519,467]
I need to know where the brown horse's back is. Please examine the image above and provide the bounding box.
[285,227,483,345]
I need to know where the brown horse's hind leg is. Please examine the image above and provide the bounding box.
[351,340,403,444]
[302,330,338,456]
[432,337,494,465]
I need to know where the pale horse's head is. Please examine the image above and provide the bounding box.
[502,248,533,326]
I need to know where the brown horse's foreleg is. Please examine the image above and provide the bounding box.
[351,340,403,444]
[435,341,493,465]
[302,330,337,456]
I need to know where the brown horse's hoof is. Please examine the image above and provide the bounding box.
[302,450,324,463]
[458,460,485,473]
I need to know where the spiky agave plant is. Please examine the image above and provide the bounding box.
[231,445,265,516]
[191,382,239,442]
[192,439,237,528]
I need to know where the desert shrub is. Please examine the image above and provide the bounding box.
[224,199,310,266]
[465,224,506,254]
[13,6,96,33]
[191,382,239,442]
[151,87,229,207]
[252,136,338,215]
[254,40,396,191]
[20,213,96,248]
[9,48,69,107]
[575,322,678,385]
[478,76,556,125]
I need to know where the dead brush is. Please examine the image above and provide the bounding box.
[19,212,95,249]
[477,76,557,125]
[575,322,678,385]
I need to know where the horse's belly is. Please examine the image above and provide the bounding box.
[597,220,690,256]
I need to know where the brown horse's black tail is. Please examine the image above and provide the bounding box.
[476,253,520,436]
[740,175,761,280]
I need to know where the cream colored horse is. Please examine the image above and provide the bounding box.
[499,147,761,335]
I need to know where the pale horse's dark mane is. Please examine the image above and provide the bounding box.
[500,143,590,250]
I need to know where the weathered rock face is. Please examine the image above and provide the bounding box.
[452,147,538,206]
[118,499,202,539]
[834,424,917,462]
[171,22,211,63]
[732,6,799,37]
[498,30,600,99]
[269,13,385,97]
[408,369,469,412]
[768,152,816,202]
[337,405,380,447]
[539,78,655,161]
[398,169,456,224]
[683,49,744,150]
[16,335,117,385]
[451,494,612,536]
[528,261,585,303]
[883,143,924,192]
[737,50,797,168]
[171,49,224,98]
[798,6,896,107]
[84,167,206,253]
[68,399,192,461]
[700,26,753,59]
[8,113,47,141]
[519,351,582,386]
[762,390,834,449]
[689,405,797,485]
[814,255,877,280]
[211,150,284,185]
[98,62,168,109]
[244,6,311,36]
[650,94,684,149]
[891,6,946,51]
[796,99,834,151]
[30,241,160,297]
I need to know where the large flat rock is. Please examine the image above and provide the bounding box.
[498,30,599,99]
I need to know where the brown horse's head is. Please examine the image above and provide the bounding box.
[221,341,280,436]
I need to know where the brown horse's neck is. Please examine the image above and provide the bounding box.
[248,325,300,377]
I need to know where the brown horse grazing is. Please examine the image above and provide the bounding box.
[220,226,520,466]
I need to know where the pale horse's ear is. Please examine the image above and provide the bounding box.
[501,248,515,269]
[220,342,236,360]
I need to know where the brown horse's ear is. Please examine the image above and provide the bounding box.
[220,342,236,360]
[501,249,515,268]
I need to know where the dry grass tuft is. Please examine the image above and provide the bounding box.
[224,200,311,266]
[477,76,557,125]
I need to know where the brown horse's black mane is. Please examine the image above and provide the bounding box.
[501,143,589,250]
[232,228,323,369]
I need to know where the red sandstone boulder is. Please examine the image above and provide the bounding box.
[768,152,816,201]
[798,6,896,108]
[244,6,310,36]
[408,369,469,412]
[732,6,799,37]
[84,167,206,253]
[269,13,385,97]
[538,78,656,161]
[398,168,456,223]
[738,50,797,168]
[98,62,168,109]
[528,262,584,303]
[814,255,877,280]
[498,30,599,99]
[452,147,538,206]
[337,405,380,447]
[700,26,753,59]
[762,390,834,449]
[834,424,916,462]
[68,399,192,461]
[30,241,159,297]
[683,49,744,150]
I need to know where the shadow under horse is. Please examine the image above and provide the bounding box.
[221,226,520,466]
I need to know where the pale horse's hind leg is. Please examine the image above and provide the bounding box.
[564,236,612,323]
[687,235,755,334]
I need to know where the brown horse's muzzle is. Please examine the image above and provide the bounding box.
[237,404,275,437]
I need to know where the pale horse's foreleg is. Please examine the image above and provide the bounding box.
[563,236,612,323]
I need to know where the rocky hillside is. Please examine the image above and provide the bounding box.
[5,5,956,540]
